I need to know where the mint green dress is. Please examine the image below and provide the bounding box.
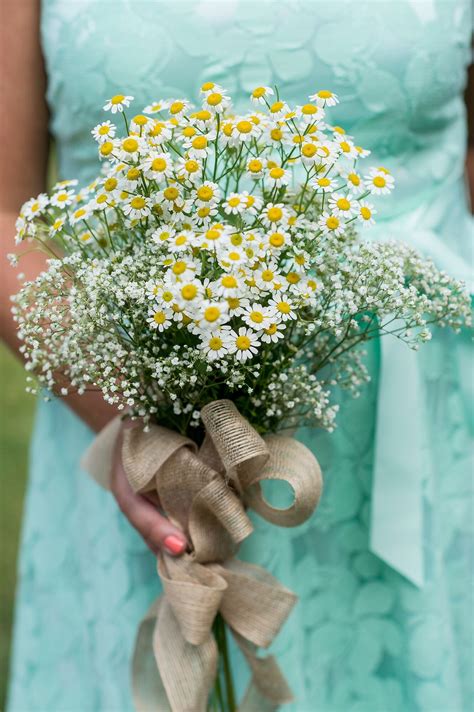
[8,1,473,711]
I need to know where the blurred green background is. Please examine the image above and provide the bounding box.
[0,345,35,708]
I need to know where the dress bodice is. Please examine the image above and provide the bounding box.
[41,1,470,212]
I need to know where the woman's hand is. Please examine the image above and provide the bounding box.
[110,422,188,556]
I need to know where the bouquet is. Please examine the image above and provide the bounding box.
[11,83,470,711]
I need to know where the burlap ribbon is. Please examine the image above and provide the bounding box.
[99,399,322,711]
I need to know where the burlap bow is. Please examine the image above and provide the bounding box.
[93,399,323,711]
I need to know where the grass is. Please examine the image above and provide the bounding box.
[0,344,34,708]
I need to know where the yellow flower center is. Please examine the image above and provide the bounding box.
[100,142,114,156]
[269,167,285,179]
[104,177,117,191]
[228,251,241,261]
[175,235,187,246]
[74,208,86,218]
[269,232,285,247]
[270,101,284,113]
[340,141,351,153]
[348,173,360,186]
[252,87,266,98]
[164,186,179,201]
[207,92,223,106]
[152,157,167,172]
[197,206,210,217]
[317,178,331,187]
[172,261,187,275]
[181,284,198,300]
[302,143,317,158]
[227,297,240,309]
[373,176,386,188]
[192,136,208,150]
[261,270,274,282]
[265,324,278,335]
[111,94,125,105]
[250,311,264,324]
[276,301,291,314]
[360,207,372,220]
[194,110,212,121]
[236,335,251,350]
[185,159,199,173]
[133,114,148,126]
[266,207,283,222]
[96,194,108,204]
[201,81,215,91]
[336,198,351,211]
[248,159,262,173]
[162,291,173,302]
[122,137,139,153]
[170,101,185,114]
[286,272,300,284]
[153,311,167,324]
[317,90,333,99]
[326,216,340,230]
[270,128,283,141]
[204,306,221,322]
[206,228,221,240]
[236,120,252,134]
[131,196,146,209]
[149,122,165,137]
[228,197,241,208]
[222,275,237,288]
[197,186,214,201]
[307,279,317,291]
[127,167,140,180]
[301,103,318,115]
[208,336,223,350]
[98,125,111,135]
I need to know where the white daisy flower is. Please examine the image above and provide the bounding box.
[241,192,263,216]
[222,193,246,216]
[241,304,275,330]
[246,158,264,181]
[260,203,288,229]
[176,280,203,306]
[296,102,324,124]
[22,193,49,220]
[117,135,144,160]
[357,200,377,226]
[365,168,395,195]
[143,100,170,114]
[168,99,192,118]
[103,94,134,113]
[226,326,261,362]
[151,227,176,246]
[195,182,221,207]
[266,230,290,252]
[218,246,247,269]
[49,217,66,236]
[122,195,151,220]
[168,230,196,253]
[335,136,359,160]
[148,308,173,332]
[250,86,274,105]
[92,121,117,143]
[318,212,345,237]
[269,297,297,321]
[343,170,365,195]
[141,151,174,180]
[147,120,173,145]
[268,100,290,120]
[199,330,231,361]
[50,189,75,208]
[175,157,203,185]
[52,178,78,191]
[164,257,199,283]
[69,203,93,225]
[214,273,243,298]
[310,176,337,193]
[328,193,358,218]
[193,300,230,330]
[232,118,260,143]
[202,90,231,114]
[310,90,339,107]
[265,165,289,189]
[261,321,286,343]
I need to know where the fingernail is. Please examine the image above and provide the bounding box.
[163,535,186,555]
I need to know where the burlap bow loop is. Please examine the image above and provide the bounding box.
[119,399,323,711]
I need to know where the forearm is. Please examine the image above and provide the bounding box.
[1,210,118,433]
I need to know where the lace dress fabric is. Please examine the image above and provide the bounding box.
[7,1,473,710]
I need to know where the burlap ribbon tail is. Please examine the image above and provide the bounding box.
[108,399,323,711]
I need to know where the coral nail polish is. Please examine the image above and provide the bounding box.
[163,535,186,555]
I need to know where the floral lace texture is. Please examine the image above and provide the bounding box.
[8,1,473,710]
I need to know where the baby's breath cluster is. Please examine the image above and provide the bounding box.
[12,84,470,434]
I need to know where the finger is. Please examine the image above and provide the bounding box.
[115,470,187,556]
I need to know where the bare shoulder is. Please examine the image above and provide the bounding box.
[0,0,49,210]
